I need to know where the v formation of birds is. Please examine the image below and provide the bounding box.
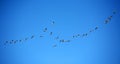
[3,11,116,48]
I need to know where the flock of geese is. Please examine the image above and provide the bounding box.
[3,11,116,48]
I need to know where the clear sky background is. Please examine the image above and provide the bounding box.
[0,0,120,64]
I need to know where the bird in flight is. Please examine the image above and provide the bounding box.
[72,35,75,38]
[5,41,8,43]
[11,40,14,42]
[31,35,34,39]
[65,40,71,42]
[43,28,47,32]
[53,44,57,47]
[95,26,98,30]
[19,40,22,42]
[9,41,12,44]
[89,29,94,33]
[113,11,116,14]
[108,16,113,20]
[82,33,88,37]
[4,41,8,45]
[85,33,88,36]
[55,36,59,40]
[60,39,65,42]
[77,34,80,36]
[25,37,28,41]
[82,34,86,37]
[105,19,109,24]
[14,40,17,44]
[52,21,55,24]
[40,35,44,37]
[50,32,53,35]
[14,40,18,44]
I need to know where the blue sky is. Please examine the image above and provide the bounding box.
[0,0,120,64]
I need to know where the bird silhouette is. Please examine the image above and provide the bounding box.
[60,39,64,42]
[43,28,47,32]
[85,33,88,36]
[50,32,53,35]
[82,34,86,37]
[55,36,59,40]
[52,21,55,24]
[16,40,18,42]
[53,44,57,47]
[77,34,80,36]
[14,40,17,44]
[82,33,88,37]
[108,16,113,20]
[19,40,22,42]
[40,35,44,37]
[11,40,14,42]
[4,41,8,45]
[5,41,8,43]
[4,43,6,45]
[25,38,28,41]
[9,41,12,44]
[105,19,109,24]
[72,36,75,38]
[31,35,34,39]
[95,26,98,30]
[89,29,94,33]
[113,11,116,14]
[65,40,71,42]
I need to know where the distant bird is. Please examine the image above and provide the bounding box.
[55,33,60,40]
[11,40,14,42]
[85,33,88,36]
[25,38,28,40]
[73,35,75,38]
[19,40,22,42]
[110,15,113,18]
[89,29,94,33]
[40,35,44,37]
[14,40,18,43]
[52,21,55,24]
[65,40,71,42]
[95,26,98,30]
[75,35,78,38]
[72,35,78,38]
[31,35,34,39]
[45,28,47,30]
[82,34,85,37]
[67,40,71,42]
[89,30,92,33]
[105,19,109,24]
[60,39,64,42]
[14,41,17,44]
[4,43,6,45]
[113,11,116,14]
[82,33,87,37]
[5,41,8,43]
[55,36,59,40]
[53,44,57,47]
[50,32,53,35]
[4,41,8,45]
[77,34,80,36]
[108,16,113,20]
[9,41,12,44]
[43,28,47,32]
